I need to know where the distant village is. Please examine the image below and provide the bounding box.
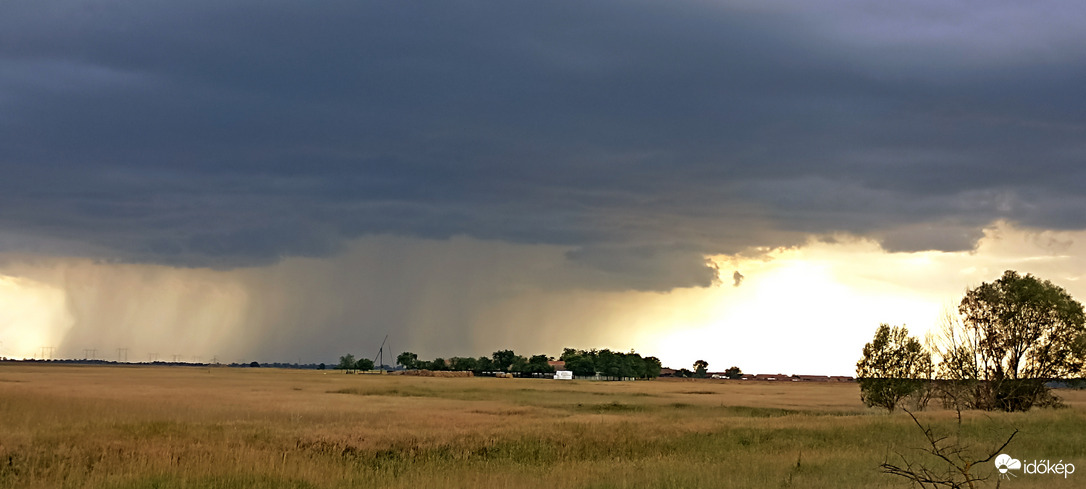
[545,360,855,383]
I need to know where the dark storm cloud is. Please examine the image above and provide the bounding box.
[3,0,1086,289]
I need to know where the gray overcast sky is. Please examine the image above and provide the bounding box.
[3,0,1086,291]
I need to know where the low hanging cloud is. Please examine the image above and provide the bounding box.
[1,1,1086,292]
[0,236,720,362]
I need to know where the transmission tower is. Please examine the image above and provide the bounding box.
[117,348,128,362]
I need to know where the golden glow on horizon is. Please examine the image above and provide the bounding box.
[635,240,946,375]
[0,222,1084,375]
[0,275,74,359]
[641,223,1086,375]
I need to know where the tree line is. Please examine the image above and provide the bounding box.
[336,348,665,379]
[857,270,1086,413]
[558,348,662,379]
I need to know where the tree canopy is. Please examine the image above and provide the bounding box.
[955,270,1086,381]
[693,360,709,378]
[354,358,375,371]
[396,352,418,370]
[336,353,356,370]
[856,324,931,412]
[859,271,1086,413]
[938,270,1086,411]
[559,348,662,379]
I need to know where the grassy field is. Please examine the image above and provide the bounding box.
[1,364,1084,488]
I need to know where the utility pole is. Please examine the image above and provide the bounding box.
[117,348,128,362]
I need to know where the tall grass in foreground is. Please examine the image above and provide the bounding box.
[1,364,1083,488]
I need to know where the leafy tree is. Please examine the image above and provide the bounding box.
[642,356,662,379]
[556,348,661,379]
[449,356,477,372]
[508,355,529,374]
[963,270,1086,380]
[856,324,931,412]
[946,271,1086,411]
[317,363,326,370]
[354,358,375,371]
[491,350,518,372]
[677,368,693,378]
[397,352,418,369]
[337,354,356,370]
[565,355,596,377]
[526,354,555,374]
[596,349,620,378]
[693,359,709,378]
[474,356,494,374]
[428,358,448,371]
[724,366,743,379]
[625,352,648,379]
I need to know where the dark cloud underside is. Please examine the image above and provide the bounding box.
[2,0,1085,289]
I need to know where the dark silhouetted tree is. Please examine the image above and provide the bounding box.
[491,350,518,372]
[428,357,448,371]
[856,324,931,412]
[526,354,555,375]
[449,356,477,372]
[337,354,356,370]
[948,270,1086,411]
[565,355,595,377]
[474,356,494,374]
[693,359,709,378]
[642,356,662,379]
[397,352,418,369]
[354,358,375,371]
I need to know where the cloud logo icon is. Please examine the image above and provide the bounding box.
[996,454,1021,477]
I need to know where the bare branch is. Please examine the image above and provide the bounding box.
[882,409,1017,489]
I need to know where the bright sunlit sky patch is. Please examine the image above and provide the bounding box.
[2,222,1084,375]
[3,2,1086,374]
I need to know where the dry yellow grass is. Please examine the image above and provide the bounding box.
[1,363,1084,488]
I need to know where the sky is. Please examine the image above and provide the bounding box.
[2,1,1086,375]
